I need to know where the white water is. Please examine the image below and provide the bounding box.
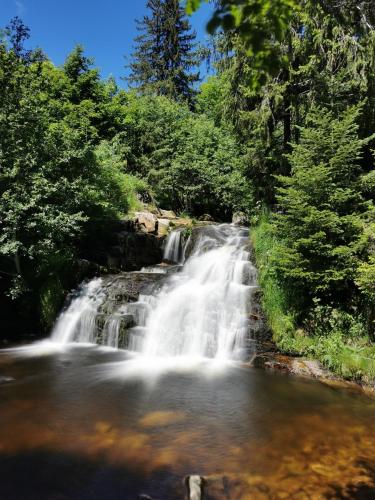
[143,225,255,359]
[51,279,105,344]
[163,229,184,263]
[51,225,258,361]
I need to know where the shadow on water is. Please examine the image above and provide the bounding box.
[0,450,181,500]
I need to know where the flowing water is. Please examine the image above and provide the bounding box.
[163,228,184,263]
[1,224,375,499]
[51,224,258,360]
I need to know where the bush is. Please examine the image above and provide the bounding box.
[252,212,375,382]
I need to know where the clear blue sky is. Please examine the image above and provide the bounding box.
[0,0,213,86]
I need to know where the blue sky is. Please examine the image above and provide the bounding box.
[0,0,213,86]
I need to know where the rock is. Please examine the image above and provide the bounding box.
[119,313,135,329]
[0,376,14,385]
[184,225,227,259]
[134,212,158,234]
[157,218,170,236]
[159,209,177,219]
[198,214,214,222]
[106,232,164,272]
[232,211,248,225]
[185,476,203,500]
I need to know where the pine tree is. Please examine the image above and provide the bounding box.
[127,0,164,95]
[127,0,199,103]
[273,105,371,310]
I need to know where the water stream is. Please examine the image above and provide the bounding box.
[51,224,258,360]
[1,224,375,499]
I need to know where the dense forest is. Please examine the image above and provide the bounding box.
[0,0,374,381]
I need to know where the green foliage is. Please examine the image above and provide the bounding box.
[205,1,375,204]
[115,93,250,218]
[158,112,253,216]
[252,213,375,382]
[128,0,199,103]
[186,0,298,83]
[0,32,153,327]
[361,169,375,199]
[251,213,296,344]
[196,76,227,126]
[356,255,375,304]
[273,105,370,308]
[94,138,152,215]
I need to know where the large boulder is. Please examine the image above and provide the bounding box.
[159,209,177,219]
[106,232,163,271]
[134,211,158,234]
[157,218,170,236]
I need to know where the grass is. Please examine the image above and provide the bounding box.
[251,213,375,384]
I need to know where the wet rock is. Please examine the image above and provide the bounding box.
[103,272,167,303]
[292,359,327,378]
[184,225,224,258]
[119,313,135,329]
[232,211,248,225]
[106,232,164,272]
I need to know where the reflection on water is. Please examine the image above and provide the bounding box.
[0,346,375,499]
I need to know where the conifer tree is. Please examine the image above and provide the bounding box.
[128,0,199,103]
[273,105,371,309]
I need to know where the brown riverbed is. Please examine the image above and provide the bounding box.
[0,344,375,499]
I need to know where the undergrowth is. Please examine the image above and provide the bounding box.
[251,213,375,383]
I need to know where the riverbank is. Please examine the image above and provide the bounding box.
[253,349,375,400]
[251,214,375,393]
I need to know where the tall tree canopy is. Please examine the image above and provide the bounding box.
[128,0,199,102]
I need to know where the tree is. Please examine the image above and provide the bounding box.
[128,0,199,103]
[0,25,145,328]
[63,45,101,103]
[273,105,372,311]
[200,0,375,205]
[4,16,31,61]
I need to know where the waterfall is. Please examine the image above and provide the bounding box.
[142,225,255,359]
[163,229,184,263]
[51,279,105,344]
[50,225,259,361]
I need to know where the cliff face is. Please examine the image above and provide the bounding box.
[81,210,184,272]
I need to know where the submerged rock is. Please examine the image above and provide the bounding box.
[0,376,14,385]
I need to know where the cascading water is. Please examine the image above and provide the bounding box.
[51,279,105,344]
[50,224,259,361]
[143,225,256,359]
[163,229,184,263]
